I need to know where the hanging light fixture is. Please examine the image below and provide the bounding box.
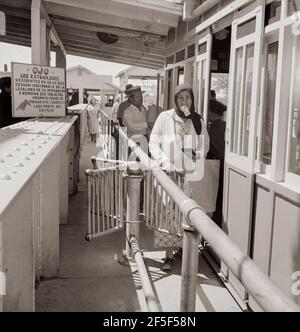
[215,29,229,40]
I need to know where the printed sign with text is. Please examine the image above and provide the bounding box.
[12,62,66,117]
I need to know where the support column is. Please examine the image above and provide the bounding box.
[55,46,66,69]
[31,1,50,66]
[180,223,199,312]
[125,166,143,258]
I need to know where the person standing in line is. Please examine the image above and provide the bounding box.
[207,90,226,228]
[117,84,133,126]
[111,96,120,123]
[123,85,148,139]
[87,97,101,143]
[149,83,209,270]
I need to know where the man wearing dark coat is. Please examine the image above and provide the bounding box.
[207,90,227,228]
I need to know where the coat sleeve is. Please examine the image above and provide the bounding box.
[149,113,171,167]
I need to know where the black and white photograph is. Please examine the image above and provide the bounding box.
[0,0,299,317]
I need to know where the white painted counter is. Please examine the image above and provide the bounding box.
[0,116,77,311]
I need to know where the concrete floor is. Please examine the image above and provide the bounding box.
[35,134,242,312]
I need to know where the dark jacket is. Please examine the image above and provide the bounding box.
[207,119,226,161]
[117,99,131,126]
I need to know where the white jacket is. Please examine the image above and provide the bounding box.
[149,109,209,170]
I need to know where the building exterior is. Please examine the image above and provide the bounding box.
[115,66,159,106]
[66,65,121,112]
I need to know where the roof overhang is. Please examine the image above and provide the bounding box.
[0,0,184,69]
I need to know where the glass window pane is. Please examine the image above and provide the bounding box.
[288,0,300,16]
[237,17,256,39]
[261,42,278,165]
[177,66,184,85]
[288,38,300,175]
[265,1,281,26]
[230,47,243,153]
[198,42,207,55]
[240,43,254,157]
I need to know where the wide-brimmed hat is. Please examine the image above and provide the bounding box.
[126,85,145,97]
[124,84,133,95]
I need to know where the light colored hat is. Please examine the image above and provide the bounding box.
[126,85,145,97]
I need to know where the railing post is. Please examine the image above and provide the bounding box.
[180,221,199,312]
[125,165,143,258]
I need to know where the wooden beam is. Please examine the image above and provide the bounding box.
[62,42,165,67]
[0,4,66,54]
[183,0,201,21]
[51,17,167,46]
[56,30,165,58]
[66,49,160,70]
[44,2,170,36]
[44,0,179,28]
[64,45,163,69]
[111,0,183,16]
[0,35,31,47]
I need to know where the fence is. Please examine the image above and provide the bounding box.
[85,109,300,312]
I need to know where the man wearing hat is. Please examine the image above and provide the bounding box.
[116,84,133,126]
[123,85,148,138]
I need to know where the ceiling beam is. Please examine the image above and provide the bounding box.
[44,0,179,28]
[66,49,160,70]
[44,2,169,36]
[64,45,163,69]
[51,18,166,48]
[55,29,166,57]
[0,35,31,48]
[111,0,183,16]
[58,33,165,61]
[0,4,66,54]
[62,42,165,67]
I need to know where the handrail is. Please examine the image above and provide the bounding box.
[120,127,300,312]
[99,109,300,312]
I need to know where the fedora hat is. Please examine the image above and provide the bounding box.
[126,85,145,97]
[124,84,133,96]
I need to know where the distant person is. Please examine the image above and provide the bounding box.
[111,96,120,123]
[207,90,226,161]
[0,77,25,128]
[207,89,227,228]
[87,98,101,143]
[123,85,148,138]
[117,84,133,126]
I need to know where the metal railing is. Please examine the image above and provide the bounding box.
[86,109,300,312]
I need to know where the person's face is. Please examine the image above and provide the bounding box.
[130,93,143,108]
[176,90,192,110]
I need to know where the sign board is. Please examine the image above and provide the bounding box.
[12,62,66,117]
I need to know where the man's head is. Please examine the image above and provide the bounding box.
[208,97,226,122]
[0,77,11,95]
[210,90,216,99]
[124,84,134,97]
[126,86,144,109]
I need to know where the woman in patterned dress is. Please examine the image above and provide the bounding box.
[149,83,209,270]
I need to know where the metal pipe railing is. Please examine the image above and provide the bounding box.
[116,126,300,312]
[129,236,161,312]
